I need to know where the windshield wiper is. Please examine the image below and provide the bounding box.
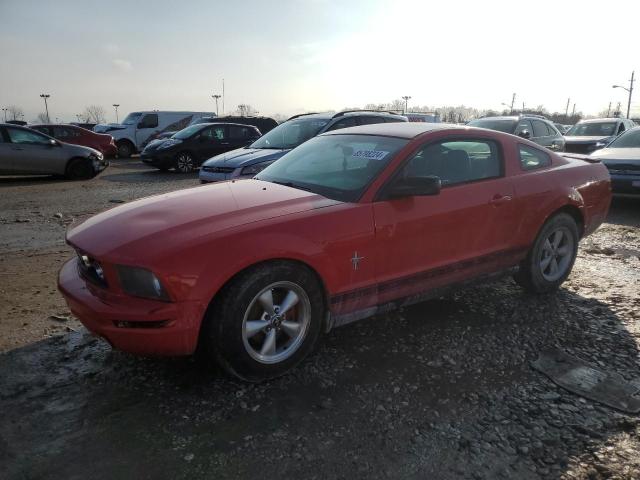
[270,180,315,192]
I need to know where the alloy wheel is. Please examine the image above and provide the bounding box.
[538,226,574,282]
[177,153,195,173]
[241,281,311,364]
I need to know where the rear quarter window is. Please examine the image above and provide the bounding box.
[519,144,551,170]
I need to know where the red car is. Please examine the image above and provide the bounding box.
[31,124,118,158]
[58,123,611,381]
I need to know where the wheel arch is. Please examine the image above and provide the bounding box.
[116,138,136,154]
[64,156,92,176]
[543,203,585,239]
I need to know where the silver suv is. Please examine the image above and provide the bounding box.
[468,115,565,151]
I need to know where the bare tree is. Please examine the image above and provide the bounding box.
[82,105,106,124]
[36,112,49,123]
[7,105,24,121]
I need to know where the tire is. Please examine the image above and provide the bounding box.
[116,140,134,158]
[514,213,579,293]
[175,152,196,173]
[201,261,325,382]
[65,158,96,180]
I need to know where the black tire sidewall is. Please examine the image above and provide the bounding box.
[519,213,579,293]
[66,159,95,180]
[205,262,325,382]
[117,141,133,158]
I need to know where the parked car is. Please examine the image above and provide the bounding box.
[554,123,571,134]
[70,122,97,131]
[0,123,108,179]
[93,111,215,158]
[58,122,611,381]
[155,115,279,141]
[141,123,261,173]
[468,115,565,151]
[199,110,407,183]
[564,118,636,154]
[31,124,117,157]
[405,112,441,123]
[589,126,640,195]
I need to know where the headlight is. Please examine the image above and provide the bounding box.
[158,139,182,150]
[242,161,275,176]
[116,265,170,301]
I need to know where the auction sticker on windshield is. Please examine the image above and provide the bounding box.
[352,150,389,161]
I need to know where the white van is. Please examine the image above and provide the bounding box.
[94,111,214,157]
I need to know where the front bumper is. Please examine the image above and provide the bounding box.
[57,258,204,356]
[609,172,640,195]
[199,167,244,183]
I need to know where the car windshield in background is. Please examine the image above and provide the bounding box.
[121,113,142,125]
[607,128,640,148]
[566,122,616,137]
[250,118,329,150]
[256,134,408,202]
[172,125,204,140]
[467,119,516,134]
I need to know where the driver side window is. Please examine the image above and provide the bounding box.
[617,123,625,135]
[6,127,51,145]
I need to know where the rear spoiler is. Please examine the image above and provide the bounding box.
[558,152,600,163]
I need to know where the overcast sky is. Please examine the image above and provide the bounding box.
[1,0,638,122]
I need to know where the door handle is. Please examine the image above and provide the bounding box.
[490,194,512,206]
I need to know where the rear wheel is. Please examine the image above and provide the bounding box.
[116,140,134,158]
[514,213,579,293]
[175,152,196,173]
[201,262,325,382]
[65,158,95,180]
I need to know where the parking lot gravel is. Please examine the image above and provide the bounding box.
[0,160,638,479]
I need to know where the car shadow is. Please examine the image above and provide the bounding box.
[1,279,637,479]
[99,169,199,184]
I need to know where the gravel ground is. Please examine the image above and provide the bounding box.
[0,161,638,479]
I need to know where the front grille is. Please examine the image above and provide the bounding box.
[77,253,107,288]
[202,166,234,173]
[564,143,595,154]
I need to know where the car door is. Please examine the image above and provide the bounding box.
[0,127,14,173]
[514,119,533,140]
[4,127,65,174]
[372,136,519,306]
[228,125,258,149]
[194,125,229,162]
[531,119,552,148]
[135,113,159,149]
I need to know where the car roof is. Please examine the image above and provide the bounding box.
[192,122,259,129]
[288,111,406,121]
[321,122,462,139]
[577,118,622,124]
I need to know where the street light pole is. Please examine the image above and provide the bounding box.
[212,94,221,116]
[612,70,635,119]
[565,98,570,117]
[1,108,6,122]
[510,93,516,114]
[401,95,411,114]
[40,94,51,122]
[112,104,120,123]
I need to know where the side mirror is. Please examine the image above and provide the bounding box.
[388,175,441,199]
[48,139,58,147]
[518,129,531,139]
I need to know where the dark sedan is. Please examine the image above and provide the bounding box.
[141,123,261,173]
[590,126,640,195]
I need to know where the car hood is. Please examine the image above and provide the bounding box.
[564,136,612,144]
[62,142,101,157]
[590,147,640,161]
[202,147,289,168]
[67,180,340,261]
[142,138,178,153]
[94,123,127,133]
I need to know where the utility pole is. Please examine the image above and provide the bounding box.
[572,103,576,117]
[112,104,120,123]
[612,70,635,118]
[40,94,51,122]
[607,101,611,117]
[402,95,411,114]
[510,93,516,114]
[2,108,6,122]
[212,94,221,116]
[522,102,525,113]
[222,78,225,115]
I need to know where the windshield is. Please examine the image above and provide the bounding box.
[566,122,616,137]
[607,128,640,148]
[172,124,205,140]
[467,118,516,134]
[121,112,142,125]
[250,117,329,149]
[256,134,408,202]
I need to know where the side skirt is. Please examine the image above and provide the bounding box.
[328,266,519,330]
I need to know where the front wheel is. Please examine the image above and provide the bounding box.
[175,152,196,173]
[201,262,325,382]
[65,158,95,180]
[514,213,579,293]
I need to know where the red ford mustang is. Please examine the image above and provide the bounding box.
[31,124,118,158]
[58,123,611,381]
